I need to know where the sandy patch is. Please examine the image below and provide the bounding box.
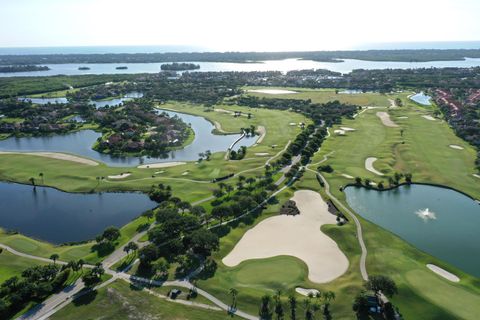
[249,89,297,94]
[426,264,460,282]
[137,162,186,169]
[182,171,189,176]
[365,157,384,176]
[334,129,345,135]
[397,116,409,119]
[449,144,464,150]
[341,174,354,179]
[422,115,436,121]
[473,174,480,179]
[213,121,229,134]
[340,127,356,131]
[155,170,165,174]
[108,173,131,179]
[222,190,349,283]
[289,122,297,126]
[376,112,399,127]
[295,287,320,297]
[255,126,266,144]
[254,153,270,156]
[0,151,98,166]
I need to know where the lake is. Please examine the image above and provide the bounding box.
[344,184,480,277]
[0,109,256,166]
[0,182,156,244]
[2,58,480,77]
[410,92,432,105]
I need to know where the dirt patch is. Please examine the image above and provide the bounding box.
[222,190,349,283]
[0,151,98,166]
[376,112,399,127]
[108,173,131,179]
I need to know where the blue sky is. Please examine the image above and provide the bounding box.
[1,0,479,50]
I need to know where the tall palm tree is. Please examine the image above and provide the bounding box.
[29,177,36,188]
[50,253,59,265]
[288,295,297,320]
[39,172,44,184]
[229,287,238,309]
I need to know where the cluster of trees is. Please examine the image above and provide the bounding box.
[0,264,70,318]
[352,275,399,320]
[81,263,105,287]
[138,188,219,278]
[0,65,50,73]
[66,81,138,102]
[209,175,277,223]
[229,145,247,160]
[354,172,412,189]
[160,63,200,71]
[257,289,336,320]
[93,226,121,255]
[280,200,299,215]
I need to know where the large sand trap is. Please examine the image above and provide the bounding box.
[295,287,320,297]
[449,144,464,150]
[426,264,460,282]
[340,127,356,131]
[422,115,436,121]
[0,151,98,166]
[108,173,131,179]
[376,112,399,127]
[341,174,354,179]
[249,89,297,94]
[365,157,384,176]
[222,190,349,283]
[137,162,186,169]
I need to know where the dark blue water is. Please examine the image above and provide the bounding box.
[345,185,480,277]
[0,110,256,166]
[0,45,206,55]
[0,182,156,244]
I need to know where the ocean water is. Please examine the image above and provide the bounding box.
[0,45,206,55]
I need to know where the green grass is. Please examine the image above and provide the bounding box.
[244,86,392,106]
[0,250,47,283]
[50,280,232,320]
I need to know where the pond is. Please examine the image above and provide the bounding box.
[2,58,480,77]
[0,109,256,166]
[0,182,157,244]
[344,184,480,277]
[19,92,144,108]
[410,92,432,105]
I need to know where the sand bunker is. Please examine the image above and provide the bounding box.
[137,162,186,169]
[222,190,349,283]
[289,122,297,126]
[295,287,320,297]
[422,115,436,121]
[108,173,131,179]
[365,157,384,176]
[397,116,409,119]
[255,126,266,144]
[341,174,354,179]
[340,127,356,131]
[449,144,464,150]
[426,264,460,282]
[249,89,297,94]
[0,151,98,166]
[334,129,346,135]
[376,112,399,127]
[254,153,270,156]
[182,171,189,175]
[473,174,480,179]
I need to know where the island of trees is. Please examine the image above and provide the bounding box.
[161,63,200,71]
[0,65,50,73]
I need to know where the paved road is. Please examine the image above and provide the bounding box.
[0,243,68,266]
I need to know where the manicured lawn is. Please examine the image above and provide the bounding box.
[50,280,232,320]
[0,250,47,283]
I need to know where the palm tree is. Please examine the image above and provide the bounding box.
[29,177,36,188]
[77,259,85,274]
[229,287,238,309]
[274,290,284,320]
[39,172,44,184]
[288,295,297,320]
[303,298,312,320]
[50,253,59,265]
